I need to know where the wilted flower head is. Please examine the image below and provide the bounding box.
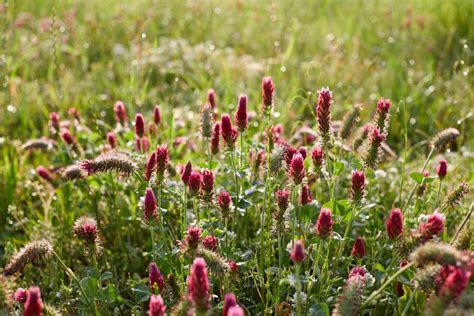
[443,182,469,209]
[353,123,373,151]
[60,129,75,145]
[135,113,145,138]
[210,123,220,155]
[436,160,447,180]
[144,188,158,223]
[410,242,470,268]
[311,146,324,171]
[181,161,192,185]
[24,286,42,316]
[288,153,305,185]
[203,236,218,251]
[431,128,460,151]
[114,101,127,124]
[276,188,290,212]
[223,292,237,316]
[153,105,161,125]
[148,294,166,316]
[262,76,275,114]
[418,211,444,240]
[200,104,213,139]
[386,208,403,240]
[235,95,248,132]
[186,226,202,249]
[149,262,165,294]
[14,288,28,304]
[350,170,365,203]
[300,184,312,206]
[145,152,157,181]
[188,171,202,196]
[218,191,232,217]
[290,240,305,263]
[73,216,98,244]
[155,145,169,182]
[36,166,53,182]
[316,87,333,147]
[269,144,286,174]
[187,257,210,312]
[351,237,365,258]
[363,127,385,169]
[221,114,239,150]
[81,152,136,176]
[333,274,364,316]
[340,103,362,140]
[315,208,334,238]
[3,240,53,276]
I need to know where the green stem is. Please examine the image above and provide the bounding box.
[183,187,188,237]
[435,181,442,208]
[229,150,240,203]
[334,203,357,269]
[401,287,417,316]
[157,184,166,244]
[240,131,244,169]
[150,226,155,261]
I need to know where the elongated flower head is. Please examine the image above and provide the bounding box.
[228,306,245,316]
[187,257,210,312]
[188,171,202,196]
[311,146,324,171]
[153,105,161,125]
[269,144,286,174]
[300,184,312,206]
[431,128,460,151]
[276,188,290,212]
[298,147,307,160]
[333,275,364,316]
[353,123,373,151]
[218,191,232,216]
[418,211,444,240]
[288,153,305,185]
[436,160,447,180]
[221,114,239,150]
[201,169,214,194]
[14,288,28,304]
[363,127,385,169]
[203,236,218,251]
[210,123,220,155]
[3,240,52,276]
[386,208,403,240]
[81,152,137,176]
[351,170,365,203]
[291,240,305,263]
[207,89,216,109]
[24,286,42,316]
[181,161,192,185]
[135,113,145,137]
[148,294,166,316]
[315,208,334,238]
[186,226,202,249]
[340,103,362,140]
[235,95,248,132]
[149,262,165,293]
[443,182,469,209]
[106,132,116,149]
[223,292,237,316]
[36,166,53,182]
[144,188,158,223]
[114,101,127,124]
[60,129,75,145]
[284,145,297,166]
[73,216,98,243]
[155,145,168,182]
[351,237,365,258]
[316,87,333,147]
[262,76,275,114]
[145,152,157,180]
[374,98,391,133]
[200,104,213,139]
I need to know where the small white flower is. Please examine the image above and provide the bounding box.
[418,214,428,223]
[374,170,387,178]
[364,272,375,288]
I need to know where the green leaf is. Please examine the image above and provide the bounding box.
[333,162,344,176]
[132,284,150,303]
[309,303,330,316]
[410,172,424,184]
[373,263,386,273]
[100,271,113,282]
[80,277,99,299]
[103,284,119,303]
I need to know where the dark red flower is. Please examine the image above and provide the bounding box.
[114,101,127,124]
[36,166,53,182]
[311,146,324,170]
[221,114,239,150]
[418,211,444,240]
[298,147,307,160]
[285,145,297,166]
[153,105,161,125]
[262,76,275,113]
[49,112,59,129]
[155,145,168,181]
[135,113,145,137]
[300,184,312,206]
[107,132,116,148]
[218,191,232,216]
[386,208,403,240]
[201,169,214,194]
[290,240,305,263]
[149,262,165,294]
[439,266,471,302]
[207,89,216,110]
[235,95,248,132]
[145,152,157,180]
[223,292,237,316]
[436,159,447,181]
[351,237,365,258]
[60,129,75,145]
[148,294,166,316]
[275,188,290,212]
[144,188,158,223]
[186,226,202,249]
[288,153,305,185]
[181,161,192,185]
[210,123,220,155]
[315,208,334,238]
[227,260,238,273]
[188,171,202,196]
[376,98,391,114]
[24,286,43,316]
[316,87,332,146]
[351,170,365,202]
[203,236,218,251]
[187,257,210,312]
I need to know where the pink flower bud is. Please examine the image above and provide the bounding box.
[300,184,312,206]
[288,153,305,185]
[376,98,391,114]
[144,188,158,223]
[188,171,202,196]
[290,240,305,263]
[36,166,53,182]
[60,129,75,145]
[135,113,145,137]
[149,262,165,293]
[153,105,161,125]
[223,292,237,316]
[210,123,220,155]
[145,152,157,180]
[436,159,447,180]
[235,95,248,132]
[24,286,43,316]
[386,208,403,240]
[207,89,216,110]
[221,114,239,150]
[114,101,127,124]
[107,132,116,148]
[262,76,275,113]
[148,294,166,316]
[351,237,365,258]
[187,257,210,312]
[315,208,334,238]
[181,161,192,185]
[203,235,218,251]
[351,170,365,202]
[14,288,28,304]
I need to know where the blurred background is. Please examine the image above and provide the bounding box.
[0,0,473,148]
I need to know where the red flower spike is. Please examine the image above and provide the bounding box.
[351,237,365,258]
[24,286,43,316]
[235,94,248,132]
[148,294,166,316]
[135,113,145,138]
[386,208,403,240]
[436,159,447,180]
[149,262,165,293]
[291,240,305,263]
[315,208,334,238]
